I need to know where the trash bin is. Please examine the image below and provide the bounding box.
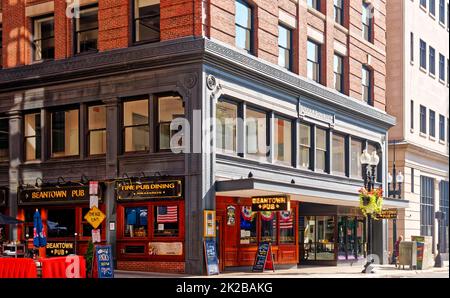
[398,241,417,270]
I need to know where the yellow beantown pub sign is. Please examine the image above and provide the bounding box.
[251,195,290,212]
[116,179,183,201]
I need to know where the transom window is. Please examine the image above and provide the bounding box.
[75,5,98,54]
[33,15,55,61]
[133,0,160,43]
[235,0,253,53]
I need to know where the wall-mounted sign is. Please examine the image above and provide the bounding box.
[226,206,236,226]
[204,210,216,238]
[378,209,398,220]
[46,242,75,257]
[251,196,290,212]
[18,185,92,206]
[148,242,183,256]
[116,179,183,201]
[84,206,106,229]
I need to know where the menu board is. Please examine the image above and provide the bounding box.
[252,242,274,272]
[204,239,219,276]
[95,245,114,279]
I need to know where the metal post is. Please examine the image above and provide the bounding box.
[392,219,397,264]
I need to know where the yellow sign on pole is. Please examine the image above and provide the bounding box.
[84,206,106,229]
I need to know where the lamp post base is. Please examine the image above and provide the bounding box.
[361,259,375,274]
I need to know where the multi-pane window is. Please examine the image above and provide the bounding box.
[362,66,372,105]
[430,0,436,16]
[274,116,292,166]
[439,115,446,141]
[334,54,344,93]
[362,1,373,42]
[429,47,436,75]
[439,0,446,23]
[334,0,344,25]
[0,117,8,161]
[350,139,362,179]
[75,5,98,54]
[123,99,149,153]
[301,216,335,261]
[420,176,435,237]
[216,100,238,154]
[430,110,436,137]
[420,0,427,9]
[158,95,184,151]
[411,100,415,130]
[316,127,327,172]
[246,108,268,161]
[307,40,321,83]
[235,0,253,53]
[133,0,160,43]
[33,15,54,61]
[308,0,320,11]
[51,109,79,158]
[88,105,106,155]
[24,113,41,161]
[278,25,292,70]
[332,134,345,176]
[420,40,427,69]
[298,123,311,169]
[410,32,414,63]
[439,54,445,81]
[279,210,295,244]
[420,105,427,134]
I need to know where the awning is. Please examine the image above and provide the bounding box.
[215,178,409,209]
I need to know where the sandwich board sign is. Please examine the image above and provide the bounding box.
[252,242,275,272]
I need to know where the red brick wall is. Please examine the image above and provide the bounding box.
[98,0,130,51]
[117,261,186,274]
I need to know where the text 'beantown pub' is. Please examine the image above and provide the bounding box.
[251,196,290,212]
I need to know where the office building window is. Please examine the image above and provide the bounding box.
[235,0,253,53]
[75,5,98,54]
[350,139,362,179]
[51,109,79,158]
[334,54,344,93]
[278,25,292,70]
[420,105,427,133]
[216,100,238,154]
[430,110,436,137]
[420,40,427,69]
[439,115,446,141]
[123,99,149,153]
[246,108,268,162]
[88,105,106,156]
[429,47,436,75]
[274,116,292,166]
[334,0,344,25]
[316,127,327,172]
[133,0,160,43]
[430,0,436,16]
[439,0,446,23]
[158,95,185,151]
[298,123,311,169]
[410,32,414,63]
[362,1,373,42]
[362,66,372,105]
[24,113,41,161]
[33,15,54,61]
[307,40,321,83]
[439,54,445,81]
[411,168,415,193]
[0,117,8,161]
[332,134,346,176]
[308,0,320,11]
[411,100,415,130]
[420,176,435,237]
[420,0,427,9]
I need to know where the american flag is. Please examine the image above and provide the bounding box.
[279,212,293,229]
[157,206,178,223]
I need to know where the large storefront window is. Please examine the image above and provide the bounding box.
[24,113,41,161]
[158,95,184,151]
[260,212,277,243]
[301,216,335,261]
[279,210,295,244]
[47,209,76,238]
[338,216,366,260]
[154,205,179,237]
[246,108,268,162]
[240,207,257,244]
[125,207,148,238]
[88,105,106,155]
[51,109,79,158]
[274,117,292,166]
[123,99,149,153]
[216,100,238,154]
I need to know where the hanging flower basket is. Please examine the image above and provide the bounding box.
[359,187,384,219]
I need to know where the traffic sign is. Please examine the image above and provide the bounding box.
[84,206,106,229]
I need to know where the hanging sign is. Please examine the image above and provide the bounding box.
[94,245,114,278]
[251,196,290,212]
[84,206,106,229]
[252,242,275,272]
[378,209,398,220]
[204,239,219,276]
[18,185,90,205]
[116,179,183,201]
[46,242,75,257]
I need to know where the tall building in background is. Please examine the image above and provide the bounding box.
[386,0,449,259]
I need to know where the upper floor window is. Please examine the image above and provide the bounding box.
[157,95,184,151]
[439,0,446,23]
[439,54,446,81]
[298,123,311,169]
[420,39,427,69]
[133,0,160,43]
[334,0,344,25]
[246,107,268,162]
[411,100,415,130]
[75,5,98,54]
[235,0,253,54]
[307,40,321,83]
[420,0,427,9]
[420,105,427,134]
[216,100,238,155]
[410,32,414,63]
[0,117,8,161]
[439,114,446,141]
[274,116,292,166]
[334,54,344,93]
[429,110,436,137]
[362,1,373,43]
[51,109,79,158]
[24,113,41,161]
[430,0,436,16]
[33,15,54,61]
[332,133,346,176]
[308,0,321,11]
[88,105,106,156]
[361,66,372,105]
[123,98,149,153]
[350,139,363,179]
[429,46,436,75]
[315,127,328,172]
[278,25,293,71]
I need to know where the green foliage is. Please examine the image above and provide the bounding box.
[85,240,94,278]
[359,187,384,219]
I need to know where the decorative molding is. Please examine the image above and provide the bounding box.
[299,101,335,127]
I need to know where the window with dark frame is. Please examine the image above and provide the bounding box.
[308,0,321,11]
[51,109,79,158]
[430,0,436,16]
[74,5,98,54]
[246,107,269,162]
[274,116,292,166]
[411,168,415,193]
[307,40,321,83]
[298,123,311,169]
[157,95,185,151]
[88,105,106,156]
[124,206,148,238]
[216,100,238,155]
[420,0,427,9]
[439,53,446,81]
[420,39,427,69]
[410,32,414,63]
[439,114,446,141]
[133,0,160,43]
[362,66,372,105]
[429,46,436,75]
[439,0,446,23]
[154,205,179,237]
[0,117,8,161]
[235,0,253,54]
[429,110,436,137]
[47,208,76,238]
[315,127,327,172]
[278,24,292,71]
[411,100,415,130]
[332,133,346,176]
[362,1,373,42]
[350,139,363,179]
[420,105,427,134]
[334,54,344,93]
[334,0,344,25]
[420,176,435,237]
[24,113,41,161]
[123,98,150,153]
[32,15,54,61]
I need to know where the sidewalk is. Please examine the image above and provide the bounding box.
[115,264,449,278]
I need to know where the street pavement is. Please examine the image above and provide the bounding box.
[114,264,449,279]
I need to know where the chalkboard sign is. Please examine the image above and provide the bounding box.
[204,239,219,276]
[252,242,275,272]
[95,245,114,278]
